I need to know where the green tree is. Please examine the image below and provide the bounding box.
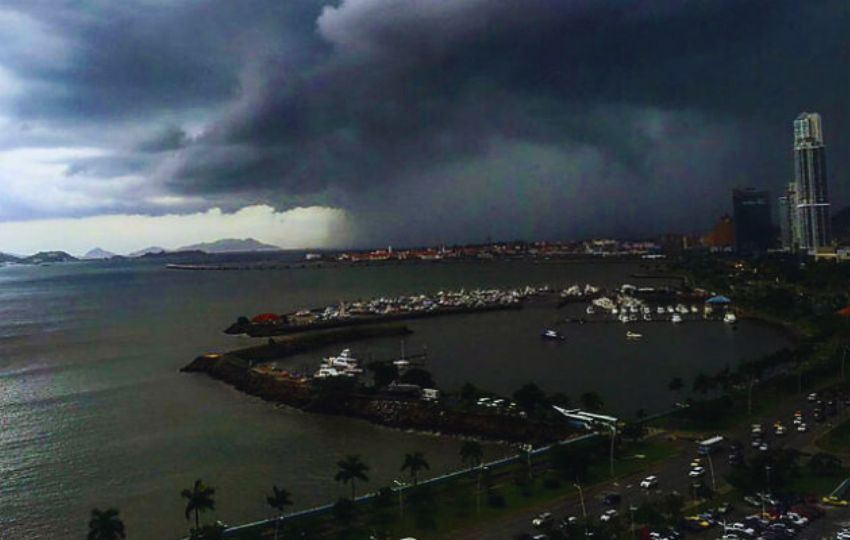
[366,361,399,388]
[335,455,370,499]
[460,441,484,468]
[579,391,604,412]
[548,392,572,408]
[266,485,293,540]
[513,382,547,413]
[400,368,436,388]
[181,479,216,533]
[401,451,430,485]
[87,508,126,540]
[621,422,645,442]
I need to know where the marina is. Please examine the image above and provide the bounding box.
[0,259,791,538]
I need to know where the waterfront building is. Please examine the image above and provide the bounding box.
[793,112,831,252]
[732,188,773,254]
[703,214,735,250]
[778,182,798,251]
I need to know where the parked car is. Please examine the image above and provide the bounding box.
[640,475,659,489]
[532,512,553,528]
[688,466,706,478]
[600,509,618,522]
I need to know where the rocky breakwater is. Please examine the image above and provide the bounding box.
[182,354,577,443]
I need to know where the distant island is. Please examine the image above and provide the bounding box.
[83,247,117,260]
[177,238,281,253]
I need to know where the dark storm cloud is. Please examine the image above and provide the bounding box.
[158,0,848,243]
[2,0,847,242]
[137,126,189,153]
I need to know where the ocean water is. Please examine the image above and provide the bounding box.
[0,260,790,538]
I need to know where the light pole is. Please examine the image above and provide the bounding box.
[574,481,589,539]
[393,479,408,517]
[609,425,617,479]
[706,451,717,491]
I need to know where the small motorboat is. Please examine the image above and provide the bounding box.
[626,331,643,339]
[541,329,566,341]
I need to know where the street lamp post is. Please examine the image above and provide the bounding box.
[574,481,589,539]
[706,451,717,491]
[609,425,617,479]
[393,479,408,517]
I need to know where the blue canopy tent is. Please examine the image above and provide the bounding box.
[706,295,732,305]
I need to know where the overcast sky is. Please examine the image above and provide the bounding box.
[0,0,846,255]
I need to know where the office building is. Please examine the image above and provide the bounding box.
[793,112,831,252]
[778,182,797,251]
[733,188,772,254]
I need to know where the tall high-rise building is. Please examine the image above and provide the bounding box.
[733,188,773,254]
[794,112,831,252]
[778,182,797,251]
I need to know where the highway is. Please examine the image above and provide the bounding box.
[447,386,850,539]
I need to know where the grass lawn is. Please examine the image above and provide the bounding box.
[817,417,850,455]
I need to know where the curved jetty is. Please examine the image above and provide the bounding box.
[183,323,578,443]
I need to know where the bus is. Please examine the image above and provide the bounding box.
[697,435,724,455]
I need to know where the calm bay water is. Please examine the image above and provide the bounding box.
[0,260,790,538]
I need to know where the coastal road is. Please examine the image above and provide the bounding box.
[446,384,849,540]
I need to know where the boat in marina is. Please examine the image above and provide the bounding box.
[626,331,643,339]
[723,312,737,324]
[541,329,566,341]
[315,349,364,377]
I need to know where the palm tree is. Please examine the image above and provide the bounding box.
[460,441,483,468]
[266,485,293,540]
[181,479,216,533]
[335,455,370,499]
[87,508,126,540]
[400,452,430,485]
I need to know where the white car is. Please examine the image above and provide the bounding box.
[797,423,808,432]
[532,512,553,528]
[689,467,706,478]
[774,425,786,436]
[759,442,769,451]
[689,459,702,468]
[807,392,818,402]
[640,475,659,489]
[726,524,755,536]
[751,423,762,434]
[600,509,618,522]
[784,512,808,526]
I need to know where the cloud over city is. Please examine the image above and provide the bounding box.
[0,0,846,251]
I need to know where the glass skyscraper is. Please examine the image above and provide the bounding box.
[793,112,831,252]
